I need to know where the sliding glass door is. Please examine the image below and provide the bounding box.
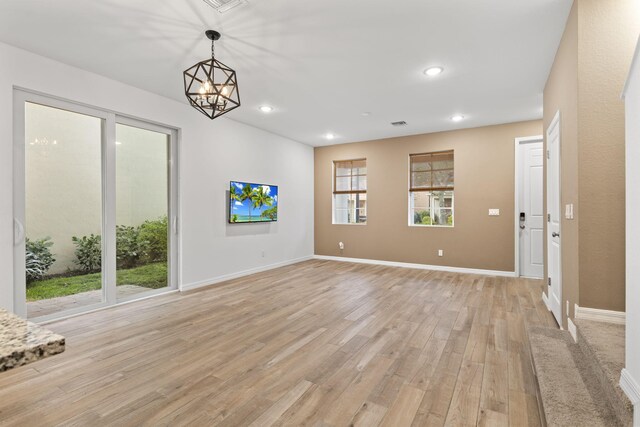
[115,122,171,301]
[13,91,179,320]
[22,102,105,318]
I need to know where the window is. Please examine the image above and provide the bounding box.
[333,159,367,224]
[409,151,454,226]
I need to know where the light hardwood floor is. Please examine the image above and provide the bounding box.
[0,260,556,426]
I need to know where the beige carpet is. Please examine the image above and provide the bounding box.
[575,319,632,426]
[528,326,621,427]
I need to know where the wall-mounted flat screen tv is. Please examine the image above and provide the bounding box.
[229,181,278,223]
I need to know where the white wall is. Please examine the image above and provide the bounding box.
[624,38,640,427]
[0,41,314,312]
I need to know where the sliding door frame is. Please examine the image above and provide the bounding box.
[114,116,180,304]
[13,88,180,320]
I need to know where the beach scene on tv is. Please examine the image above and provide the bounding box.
[229,181,278,223]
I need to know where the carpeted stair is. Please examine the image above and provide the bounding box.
[528,325,622,426]
[574,319,633,427]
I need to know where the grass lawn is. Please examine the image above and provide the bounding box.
[26,262,167,301]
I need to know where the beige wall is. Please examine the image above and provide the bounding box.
[577,0,638,311]
[543,0,640,322]
[314,120,542,272]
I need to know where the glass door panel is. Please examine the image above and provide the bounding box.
[115,123,170,300]
[24,102,104,319]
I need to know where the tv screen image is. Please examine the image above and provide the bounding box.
[229,181,278,223]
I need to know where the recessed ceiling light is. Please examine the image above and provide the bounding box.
[451,115,465,122]
[259,105,273,113]
[361,112,372,117]
[424,66,444,76]
[325,133,336,140]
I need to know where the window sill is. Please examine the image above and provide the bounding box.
[332,222,367,226]
[408,224,455,228]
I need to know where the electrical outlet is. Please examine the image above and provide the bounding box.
[438,249,444,257]
[339,242,344,250]
[489,209,500,216]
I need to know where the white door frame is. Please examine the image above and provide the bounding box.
[13,88,180,321]
[546,110,563,325]
[13,90,114,318]
[114,115,180,304]
[514,135,544,277]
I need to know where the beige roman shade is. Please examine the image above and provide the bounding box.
[333,159,367,194]
[409,151,454,192]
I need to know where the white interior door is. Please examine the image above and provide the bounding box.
[518,139,544,278]
[546,112,562,326]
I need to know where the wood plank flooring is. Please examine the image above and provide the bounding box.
[0,260,556,426]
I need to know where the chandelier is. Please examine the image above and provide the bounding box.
[183,30,240,119]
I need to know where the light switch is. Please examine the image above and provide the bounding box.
[565,204,574,220]
[489,209,500,216]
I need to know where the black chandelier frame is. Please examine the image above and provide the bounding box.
[183,30,241,119]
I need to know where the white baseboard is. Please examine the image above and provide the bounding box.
[313,255,516,277]
[621,369,640,407]
[181,255,314,292]
[575,305,626,325]
[567,317,577,342]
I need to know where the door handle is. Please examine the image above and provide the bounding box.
[172,216,178,235]
[552,232,560,238]
[14,219,25,245]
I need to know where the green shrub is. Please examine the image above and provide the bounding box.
[71,218,166,273]
[138,216,168,263]
[72,234,102,273]
[116,225,140,269]
[414,210,432,225]
[26,250,46,284]
[25,237,55,282]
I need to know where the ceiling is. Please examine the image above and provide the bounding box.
[0,0,572,146]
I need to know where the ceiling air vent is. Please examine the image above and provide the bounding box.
[202,0,247,13]
[391,121,407,127]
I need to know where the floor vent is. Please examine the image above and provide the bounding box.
[202,0,247,13]
[391,121,407,126]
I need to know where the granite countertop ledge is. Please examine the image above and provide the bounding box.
[0,309,65,372]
